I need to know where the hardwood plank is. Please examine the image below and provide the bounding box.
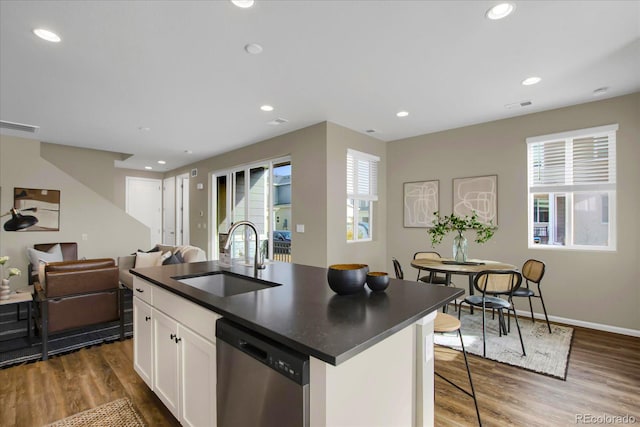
[1,325,638,426]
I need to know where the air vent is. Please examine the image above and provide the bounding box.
[365,129,377,134]
[0,120,40,133]
[504,100,532,109]
[267,118,288,126]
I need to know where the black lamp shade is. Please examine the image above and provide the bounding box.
[3,208,38,231]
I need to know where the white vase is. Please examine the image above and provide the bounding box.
[0,278,10,300]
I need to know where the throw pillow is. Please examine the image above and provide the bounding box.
[135,251,172,268]
[174,251,185,263]
[27,244,64,268]
[134,251,163,268]
[162,254,181,265]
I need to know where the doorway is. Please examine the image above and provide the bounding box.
[126,177,162,245]
[212,157,291,264]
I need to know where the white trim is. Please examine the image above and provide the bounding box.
[525,123,619,144]
[449,302,639,337]
[512,307,640,337]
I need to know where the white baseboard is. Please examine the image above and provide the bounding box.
[448,299,640,337]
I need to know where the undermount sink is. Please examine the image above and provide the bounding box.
[175,271,279,297]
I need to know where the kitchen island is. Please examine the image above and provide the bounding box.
[129,260,462,427]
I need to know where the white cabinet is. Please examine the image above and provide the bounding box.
[133,297,153,388]
[179,324,216,427]
[132,279,219,427]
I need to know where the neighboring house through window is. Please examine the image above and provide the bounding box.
[526,124,617,250]
[347,149,379,242]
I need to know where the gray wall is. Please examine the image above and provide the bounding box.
[0,135,151,290]
[167,123,329,268]
[40,142,164,210]
[386,93,640,331]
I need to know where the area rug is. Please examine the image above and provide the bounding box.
[434,309,574,380]
[45,398,145,427]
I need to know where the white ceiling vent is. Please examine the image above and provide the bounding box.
[365,129,377,134]
[267,118,288,125]
[0,120,40,133]
[504,100,532,109]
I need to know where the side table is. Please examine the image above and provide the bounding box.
[0,291,33,342]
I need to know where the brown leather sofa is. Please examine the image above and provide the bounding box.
[30,243,122,360]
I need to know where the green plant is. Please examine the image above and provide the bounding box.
[427,211,495,246]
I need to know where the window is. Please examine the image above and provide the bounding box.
[526,124,617,250]
[347,149,379,242]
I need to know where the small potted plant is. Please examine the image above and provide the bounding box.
[427,212,495,263]
[0,256,21,300]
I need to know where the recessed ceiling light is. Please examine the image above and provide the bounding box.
[157,160,166,165]
[522,76,542,86]
[231,0,254,8]
[145,166,153,170]
[245,43,263,54]
[593,87,608,96]
[486,3,515,20]
[184,150,193,154]
[33,28,61,43]
[396,111,409,118]
[260,105,274,112]
[138,126,151,131]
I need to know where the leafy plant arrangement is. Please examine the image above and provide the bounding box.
[427,211,495,247]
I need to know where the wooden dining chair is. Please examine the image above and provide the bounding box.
[434,312,481,426]
[509,259,551,333]
[458,270,526,358]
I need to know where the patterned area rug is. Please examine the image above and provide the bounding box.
[435,309,573,380]
[46,398,145,427]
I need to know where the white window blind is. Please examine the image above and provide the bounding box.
[347,149,379,201]
[527,124,617,193]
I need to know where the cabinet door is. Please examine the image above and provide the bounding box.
[153,309,181,419]
[133,297,153,388]
[179,325,217,427]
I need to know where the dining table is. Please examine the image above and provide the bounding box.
[410,257,517,313]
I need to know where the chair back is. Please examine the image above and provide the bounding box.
[392,258,404,280]
[474,270,522,296]
[413,251,442,260]
[522,259,545,284]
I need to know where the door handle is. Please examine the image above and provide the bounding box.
[175,337,182,344]
[170,333,176,340]
[145,316,151,321]
[135,288,144,293]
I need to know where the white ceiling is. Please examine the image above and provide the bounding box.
[1,1,639,171]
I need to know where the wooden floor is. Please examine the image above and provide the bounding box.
[0,325,638,427]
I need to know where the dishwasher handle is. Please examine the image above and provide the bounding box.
[239,339,268,362]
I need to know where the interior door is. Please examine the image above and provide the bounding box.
[163,177,176,245]
[176,174,190,245]
[126,177,162,245]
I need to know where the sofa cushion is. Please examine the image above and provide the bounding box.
[135,251,165,268]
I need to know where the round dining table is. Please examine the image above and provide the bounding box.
[410,258,517,313]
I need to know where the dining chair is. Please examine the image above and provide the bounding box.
[458,270,526,358]
[509,259,551,333]
[434,312,481,426]
[413,251,450,285]
[392,257,404,280]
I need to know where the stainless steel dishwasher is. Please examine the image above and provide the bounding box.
[216,318,310,427]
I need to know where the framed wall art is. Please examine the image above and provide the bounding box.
[14,187,61,231]
[403,180,439,228]
[452,175,497,225]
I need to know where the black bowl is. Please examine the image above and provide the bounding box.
[366,272,390,292]
[327,264,368,295]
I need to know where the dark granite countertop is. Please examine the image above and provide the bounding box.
[130,261,462,365]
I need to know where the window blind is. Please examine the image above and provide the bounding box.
[527,124,617,193]
[347,149,379,201]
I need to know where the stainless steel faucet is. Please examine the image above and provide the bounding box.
[223,220,266,276]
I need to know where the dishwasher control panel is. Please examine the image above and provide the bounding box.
[217,318,309,385]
